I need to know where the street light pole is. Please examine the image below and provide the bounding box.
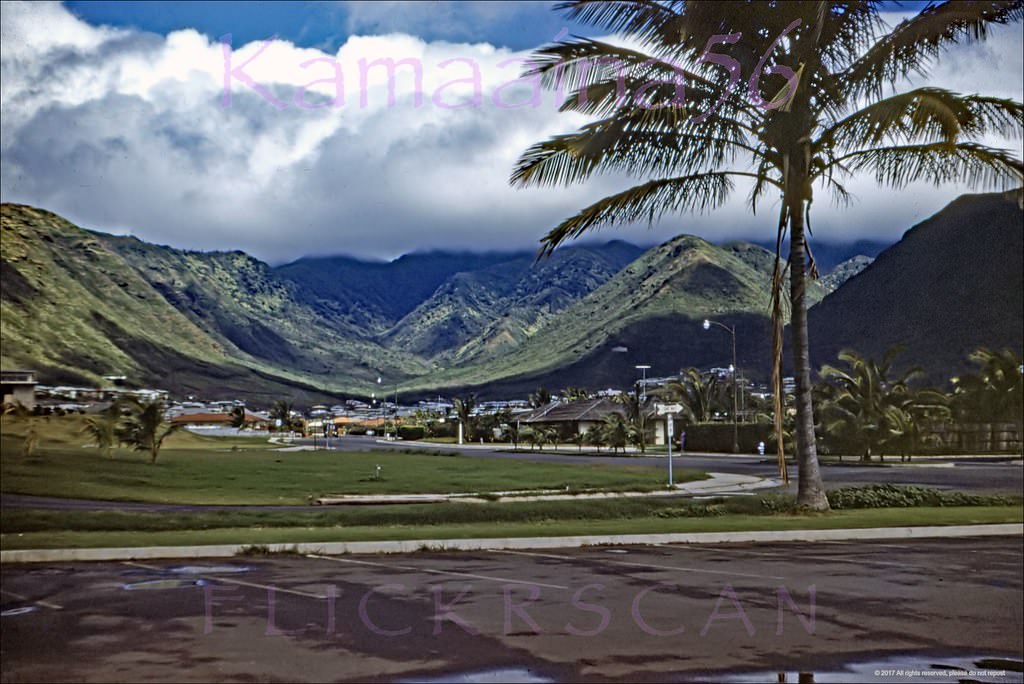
[635,364,651,402]
[703,319,739,454]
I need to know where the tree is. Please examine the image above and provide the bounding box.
[585,424,607,453]
[500,421,522,450]
[602,413,629,455]
[615,388,651,454]
[270,399,298,432]
[656,368,723,423]
[120,399,181,464]
[818,346,948,461]
[561,386,591,402]
[512,1,1023,509]
[83,405,121,458]
[229,406,247,429]
[453,394,478,442]
[529,387,553,408]
[952,348,1023,424]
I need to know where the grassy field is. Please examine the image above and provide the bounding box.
[2,506,1020,550]
[0,416,700,505]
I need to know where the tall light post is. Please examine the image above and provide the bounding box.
[376,376,384,439]
[635,364,651,402]
[703,319,739,454]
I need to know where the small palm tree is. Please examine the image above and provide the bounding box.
[120,399,181,464]
[603,413,629,455]
[500,421,521,450]
[586,425,607,453]
[83,407,121,458]
[529,387,553,408]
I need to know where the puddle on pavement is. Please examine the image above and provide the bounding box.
[168,565,251,575]
[399,668,553,683]
[700,653,1023,684]
[122,579,207,591]
[1,606,39,617]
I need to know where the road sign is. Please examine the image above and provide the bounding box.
[656,403,683,415]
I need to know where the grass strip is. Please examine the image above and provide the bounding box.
[2,506,1020,550]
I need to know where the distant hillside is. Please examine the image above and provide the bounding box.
[807,190,1023,379]
[4,191,1018,403]
[820,255,874,292]
[275,251,521,331]
[751,238,891,273]
[0,204,419,402]
[384,242,644,360]
[406,236,829,395]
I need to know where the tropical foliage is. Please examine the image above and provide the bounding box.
[118,399,181,464]
[512,0,1023,509]
[82,405,122,458]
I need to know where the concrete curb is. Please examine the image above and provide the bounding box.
[2,523,1020,564]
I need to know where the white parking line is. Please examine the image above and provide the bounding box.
[0,588,63,610]
[306,554,570,590]
[494,549,786,581]
[121,562,327,600]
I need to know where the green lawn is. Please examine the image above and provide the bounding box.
[0,416,700,505]
[3,506,1019,550]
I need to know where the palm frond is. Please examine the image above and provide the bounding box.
[538,172,737,255]
[819,88,1024,151]
[842,0,1024,100]
[837,141,1024,189]
[511,109,760,188]
[554,0,686,47]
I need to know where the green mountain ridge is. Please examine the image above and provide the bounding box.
[7,195,999,404]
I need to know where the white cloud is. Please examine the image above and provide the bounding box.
[0,1,1021,264]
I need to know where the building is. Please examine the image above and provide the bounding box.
[1,370,37,408]
[519,398,668,446]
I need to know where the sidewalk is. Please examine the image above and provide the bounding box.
[3,524,1019,564]
[313,472,779,505]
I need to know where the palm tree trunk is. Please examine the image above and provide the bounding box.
[787,183,830,511]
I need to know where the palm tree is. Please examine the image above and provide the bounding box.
[83,407,121,458]
[453,394,478,442]
[229,406,247,429]
[561,386,592,402]
[952,348,1023,423]
[500,420,522,450]
[270,399,296,432]
[512,1,1023,509]
[655,368,723,423]
[615,388,651,453]
[529,387,553,408]
[602,413,630,454]
[120,399,181,464]
[586,424,607,453]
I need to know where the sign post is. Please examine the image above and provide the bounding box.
[667,414,674,487]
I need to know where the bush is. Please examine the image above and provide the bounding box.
[398,425,426,441]
[682,423,775,453]
[826,484,1015,510]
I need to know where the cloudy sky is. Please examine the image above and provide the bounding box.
[1,1,1021,263]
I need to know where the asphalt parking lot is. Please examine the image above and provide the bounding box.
[2,538,1022,683]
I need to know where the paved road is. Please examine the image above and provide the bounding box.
[2,538,1021,682]
[335,435,1024,495]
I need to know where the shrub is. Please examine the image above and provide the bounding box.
[682,423,775,453]
[398,425,426,441]
[826,484,1015,510]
